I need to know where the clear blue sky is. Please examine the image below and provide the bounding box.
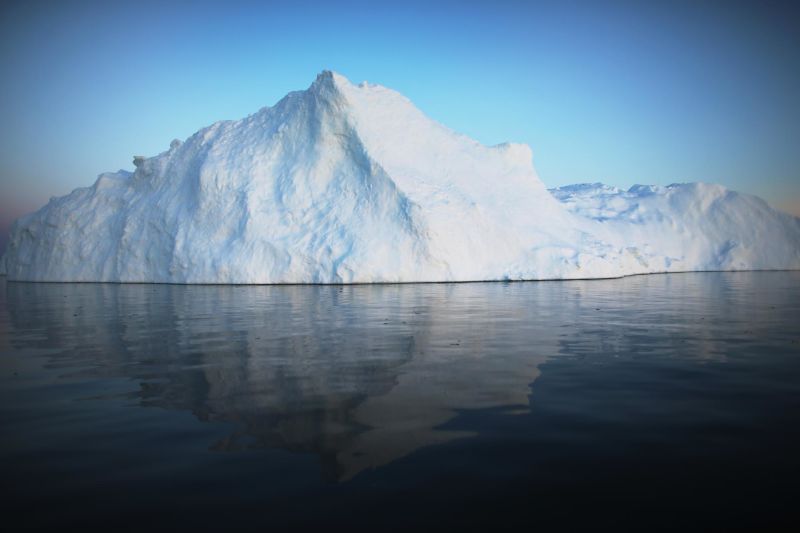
[1,0,799,252]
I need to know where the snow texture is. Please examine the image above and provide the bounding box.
[2,71,799,283]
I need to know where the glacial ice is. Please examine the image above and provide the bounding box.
[1,71,798,283]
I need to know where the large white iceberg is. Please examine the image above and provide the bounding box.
[2,71,798,283]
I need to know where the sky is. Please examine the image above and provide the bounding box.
[1,0,799,253]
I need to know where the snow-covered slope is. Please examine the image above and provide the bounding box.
[2,71,799,283]
[550,183,800,272]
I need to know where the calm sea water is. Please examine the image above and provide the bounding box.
[1,273,799,530]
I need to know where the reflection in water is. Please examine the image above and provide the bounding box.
[1,272,798,482]
[3,281,548,480]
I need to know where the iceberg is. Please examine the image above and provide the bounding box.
[2,71,798,283]
[550,182,800,272]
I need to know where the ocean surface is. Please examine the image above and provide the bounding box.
[1,272,799,530]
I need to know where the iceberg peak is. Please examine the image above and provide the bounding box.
[1,72,798,283]
[309,69,350,97]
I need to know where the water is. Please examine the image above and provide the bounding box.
[1,272,799,529]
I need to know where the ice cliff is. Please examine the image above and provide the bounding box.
[2,71,799,283]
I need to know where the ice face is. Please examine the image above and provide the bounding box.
[2,72,799,283]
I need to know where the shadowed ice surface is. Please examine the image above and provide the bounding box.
[1,272,799,529]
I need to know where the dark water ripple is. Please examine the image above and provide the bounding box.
[1,272,799,529]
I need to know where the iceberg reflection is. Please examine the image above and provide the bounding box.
[2,272,786,480]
